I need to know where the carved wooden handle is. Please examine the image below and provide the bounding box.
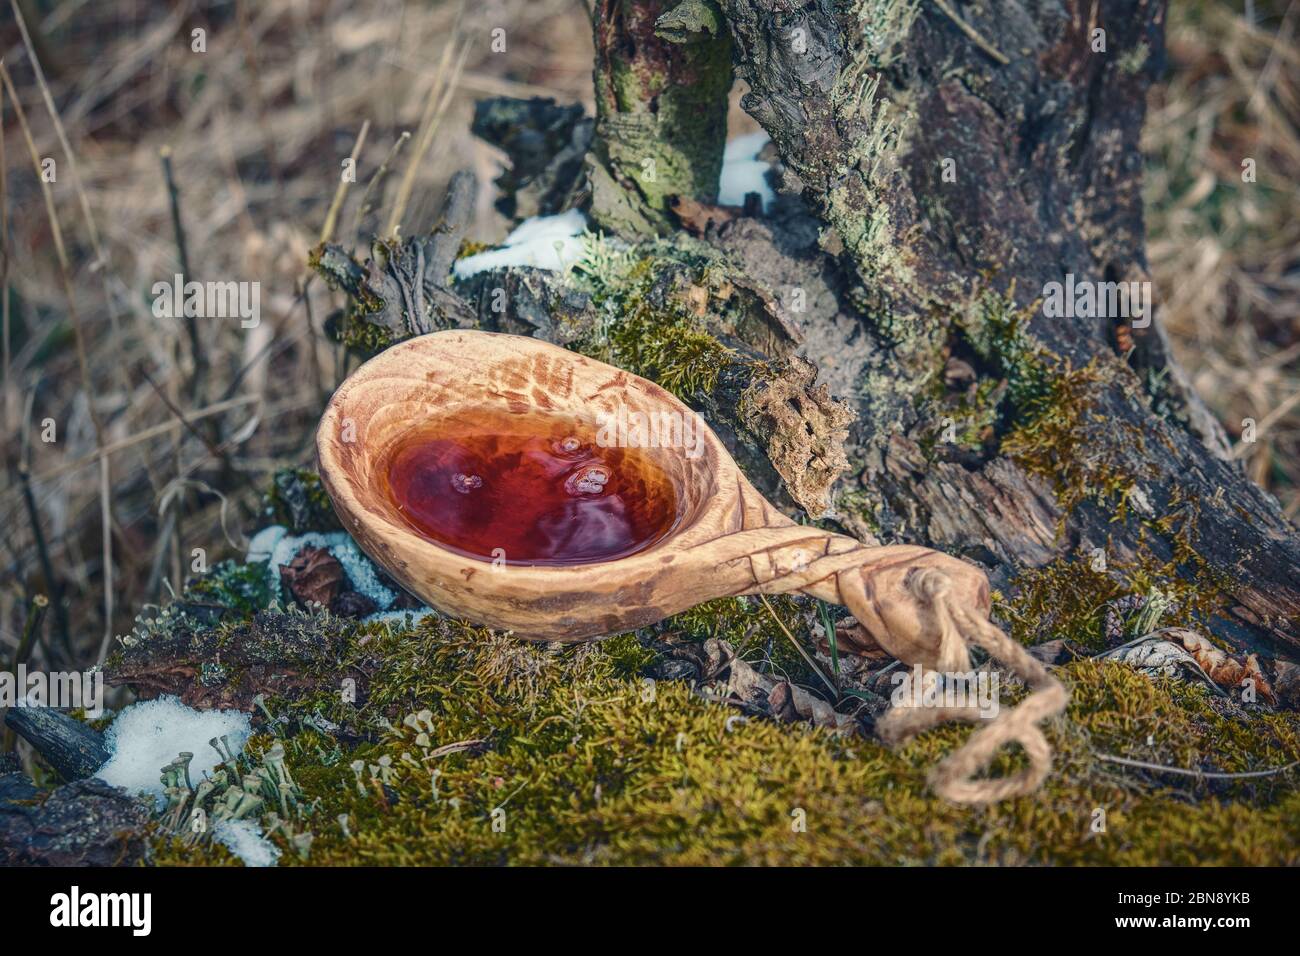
[734,528,1068,803]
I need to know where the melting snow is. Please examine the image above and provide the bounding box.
[246,524,288,563]
[213,818,281,868]
[718,131,776,210]
[95,695,251,803]
[452,209,587,279]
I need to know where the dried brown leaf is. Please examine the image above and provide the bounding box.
[279,546,344,608]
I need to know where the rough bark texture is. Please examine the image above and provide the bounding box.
[4,707,109,781]
[713,0,1300,659]
[588,0,734,234]
[0,775,151,866]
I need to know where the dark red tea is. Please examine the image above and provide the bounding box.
[382,408,679,565]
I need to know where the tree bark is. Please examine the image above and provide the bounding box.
[588,0,734,234]
[711,0,1300,658]
[4,707,109,781]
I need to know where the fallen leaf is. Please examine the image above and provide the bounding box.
[1272,661,1300,710]
[828,616,890,659]
[1168,628,1276,704]
[668,194,742,235]
[280,546,344,608]
[1101,637,1202,680]
[702,638,857,733]
[330,589,378,618]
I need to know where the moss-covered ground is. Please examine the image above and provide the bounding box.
[141,572,1300,866]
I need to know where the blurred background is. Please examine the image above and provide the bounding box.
[0,0,1295,676]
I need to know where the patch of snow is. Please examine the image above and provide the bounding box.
[452,209,587,279]
[246,524,287,563]
[95,695,251,803]
[267,530,397,610]
[718,132,776,210]
[724,131,771,164]
[213,818,281,868]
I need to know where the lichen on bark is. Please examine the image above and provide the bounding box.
[588,0,734,236]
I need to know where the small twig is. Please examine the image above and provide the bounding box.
[17,460,69,658]
[12,0,62,78]
[140,364,227,462]
[817,599,841,686]
[1094,752,1300,781]
[95,455,113,666]
[9,0,101,255]
[350,131,411,240]
[757,594,838,699]
[0,592,45,755]
[8,593,47,674]
[159,146,205,403]
[385,35,470,239]
[305,120,371,407]
[424,739,489,760]
[320,120,370,245]
[930,0,1010,66]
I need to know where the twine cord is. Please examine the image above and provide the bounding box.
[841,566,1069,804]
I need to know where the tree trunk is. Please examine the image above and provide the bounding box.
[322,0,1300,663]
[588,0,734,234]
[708,0,1300,659]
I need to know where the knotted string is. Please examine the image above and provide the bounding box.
[840,566,1069,804]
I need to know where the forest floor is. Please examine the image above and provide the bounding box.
[0,0,1297,865]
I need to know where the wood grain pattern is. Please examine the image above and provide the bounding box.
[319,331,984,665]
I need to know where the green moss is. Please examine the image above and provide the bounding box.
[149,621,1300,866]
[599,632,659,678]
[338,317,394,356]
[609,303,733,397]
[261,468,343,533]
[957,286,1053,411]
[999,555,1124,648]
[569,250,735,400]
[1000,539,1229,651]
[129,476,1291,866]
[1000,358,1152,517]
[185,560,274,616]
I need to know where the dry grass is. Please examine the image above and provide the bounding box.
[0,0,593,672]
[0,0,1294,685]
[1145,0,1300,518]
